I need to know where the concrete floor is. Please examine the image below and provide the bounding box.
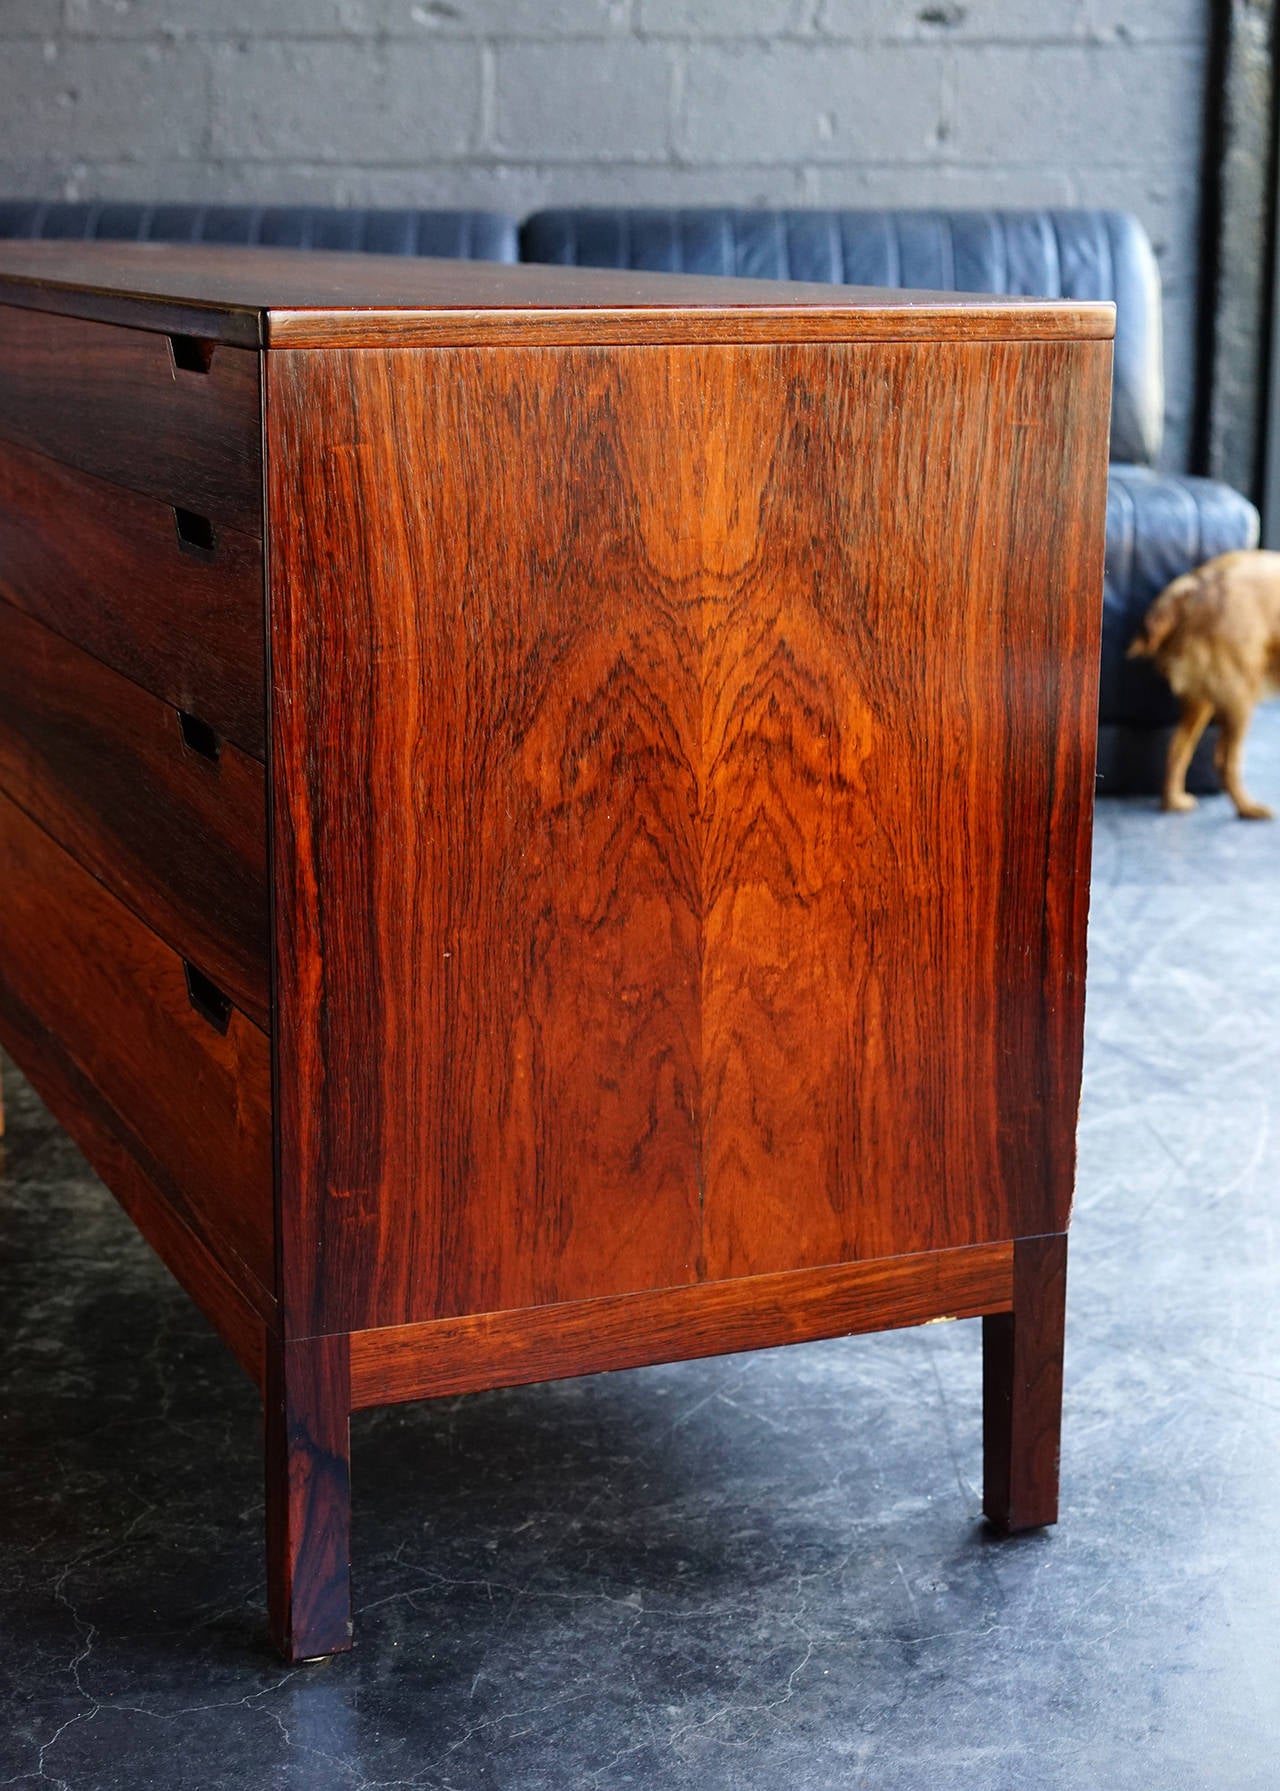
[3,715,1279,1791]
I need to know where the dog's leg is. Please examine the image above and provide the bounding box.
[1163,697,1213,812]
[1219,702,1273,819]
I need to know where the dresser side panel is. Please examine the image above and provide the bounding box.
[267,338,1110,1339]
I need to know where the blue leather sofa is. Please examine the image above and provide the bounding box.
[0,198,517,263]
[0,198,1257,794]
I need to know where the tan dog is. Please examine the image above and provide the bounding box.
[1127,549,1280,819]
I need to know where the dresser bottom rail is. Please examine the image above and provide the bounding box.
[343,1241,1015,1409]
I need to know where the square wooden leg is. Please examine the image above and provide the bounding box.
[265,1333,353,1661]
[982,1233,1068,1533]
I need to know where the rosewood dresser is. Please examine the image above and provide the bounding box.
[0,242,1113,1661]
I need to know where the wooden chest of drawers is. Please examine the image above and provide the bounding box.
[0,242,1113,1661]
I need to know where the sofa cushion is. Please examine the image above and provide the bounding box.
[521,206,1163,466]
[1102,463,1260,727]
[0,200,519,263]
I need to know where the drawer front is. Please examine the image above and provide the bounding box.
[0,304,261,536]
[0,438,264,758]
[0,790,273,1298]
[0,602,268,1028]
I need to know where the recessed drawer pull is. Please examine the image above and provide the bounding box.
[0,309,260,536]
[168,332,216,375]
[177,709,221,763]
[173,507,217,557]
[184,960,233,1035]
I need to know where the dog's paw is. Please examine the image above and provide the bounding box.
[1236,801,1274,821]
[1161,792,1198,813]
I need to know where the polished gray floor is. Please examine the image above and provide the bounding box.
[3,715,1280,1791]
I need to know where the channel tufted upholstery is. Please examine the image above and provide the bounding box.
[523,206,1262,791]
[0,199,519,264]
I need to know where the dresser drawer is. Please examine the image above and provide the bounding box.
[0,439,264,758]
[0,601,267,1029]
[0,791,273,1297]
[0,304,261,536]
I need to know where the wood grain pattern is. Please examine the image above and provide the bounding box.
[0,978,271,1377]
[268,337,1111,1338]
[348,1241,1013,1408]
[0,439,265,757]
[983,1232,1068,1531]
[0,790,273,1300]
[0,303,261,535]
[0,241,1113,351]
[0,601,268,1026]
[265,1334,352,1661]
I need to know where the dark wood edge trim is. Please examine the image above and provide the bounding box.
[0,976,276,1331]
[263,303,1117,351]
[0,282,1114,350]
[261,346,285,1321]
[346,1240,1015,1410]
[0,281,264,346]
[0,286,1115,349]
[0,993,271,1385]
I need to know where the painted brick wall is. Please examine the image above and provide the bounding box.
[0,0,1209,465]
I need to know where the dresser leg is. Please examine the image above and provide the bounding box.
[265,1333,353,1661]
[982,1233,1067,1533]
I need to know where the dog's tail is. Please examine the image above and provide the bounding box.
[1127,572,1198,658]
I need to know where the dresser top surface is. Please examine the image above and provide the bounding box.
[0,240,1116,350]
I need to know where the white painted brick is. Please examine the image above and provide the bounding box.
[799,162,1077,207]
[0,157,85,196]
[0,40,209,161]
[1,158,783,216]
[679,44,945,164]
[64,0,374,34]
[637,0,812,35]
[209,41,480,162]
[385,0,634,36]
[949,43,1205,168]
[21,159,358,202]
[819,0,1088,41]
[190,159,808,212]
[1085,0,1208,44]
[494,42,670,160]
[498,162,814,208]
[65,0,638,38]
[0,0,60,34]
